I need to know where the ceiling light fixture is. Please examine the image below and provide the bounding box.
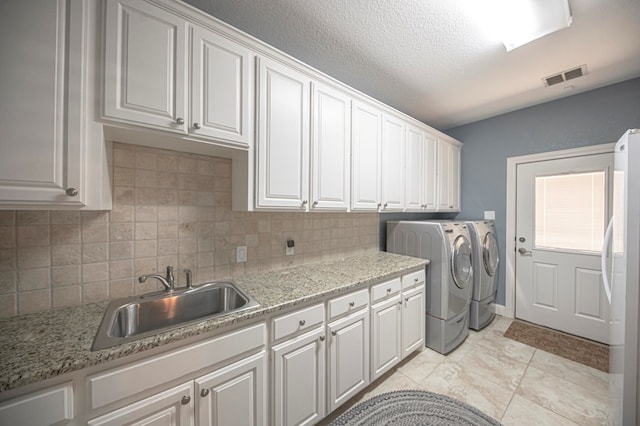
[495,0,572,51]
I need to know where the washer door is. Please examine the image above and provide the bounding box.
[483,232,499,276]
[451,235,473,289]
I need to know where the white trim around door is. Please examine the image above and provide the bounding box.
[503,142,615,318]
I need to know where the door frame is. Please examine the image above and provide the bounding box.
[502,142,615,318]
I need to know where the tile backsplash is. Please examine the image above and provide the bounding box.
[0,142,379,317]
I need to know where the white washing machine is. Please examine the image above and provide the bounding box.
[386,221,473,354]
[466,221,499,330]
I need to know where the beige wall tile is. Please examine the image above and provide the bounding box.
[110,260,133,280]
[17,268,50,291]
[82,222,109,243]
[82,262,109,283]
[135,223,157,240]
[113,167,135,186]
[51,265,81,287]
[17,226,50,247]
[110,241,133,260]
[52,285,81,308]
[83,243,109,264]
[0,271,16,294]
[18,289,50,314]
[0,211,16,226]
[18,247,50,269]
[51,224,81,245]
[0,294,16,317]
[135,240,157,258]
[110,278,134,299]
[110,205,134,223]
[82,281,108,303]
[51,245,81,266]
[110,223,133,242]
[0,226,15,248]
[17,211,50,225]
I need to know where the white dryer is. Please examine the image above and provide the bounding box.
[386,221,473,354]
[466,221,499,330]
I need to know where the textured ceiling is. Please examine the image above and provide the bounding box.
[184,0,640,130]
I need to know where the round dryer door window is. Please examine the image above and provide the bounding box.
[483,232,499,276]
[451,235,473,289]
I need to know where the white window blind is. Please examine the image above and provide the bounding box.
[535,171,605,252]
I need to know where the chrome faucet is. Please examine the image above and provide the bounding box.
[139,266,175,292]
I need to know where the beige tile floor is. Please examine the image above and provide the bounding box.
[319,315,610,425]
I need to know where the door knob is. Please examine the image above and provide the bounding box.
[193,122,201,129]
[176,117,185,125]
[518,247,532,256]
[65,188,78,196]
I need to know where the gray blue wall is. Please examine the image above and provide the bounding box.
[445,77,640,305]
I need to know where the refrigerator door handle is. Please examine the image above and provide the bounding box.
[601,216,614,304]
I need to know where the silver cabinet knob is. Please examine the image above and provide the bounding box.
[193,122,201,129]
[65,188,78,196]
[302,200,308,205]
[319,335,326,342]
[176,117,185,125]
[200,389,210,398]
[331,330,337,336]
[349,301,355,307]
[386,288,392,293]
[398,301,403,305]
[299,319,306,326]
[405,297,410,302]
[181,395,191,405]
[313,201,318,206]
[414,278,419,283]
[383,202,388,208]
[377,202,382,208]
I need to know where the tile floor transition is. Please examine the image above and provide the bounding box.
[319,315,610,425]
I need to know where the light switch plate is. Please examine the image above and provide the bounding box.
[484,211,495,220]
[236,246,247,263]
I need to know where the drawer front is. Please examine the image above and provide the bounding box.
[89,322,266,410]
[402,269,425,291]
[0,383,73,425]
[272,303,324,342]
[327,288,369,321]
[371,277,401,303]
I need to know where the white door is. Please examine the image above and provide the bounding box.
[310,83,351,211]
[380,114,405,211]
[195,352,267,426]
[191,26,251,146]
[351,101,382,210]
[515,153,613,343]
[401,286,425,357]
[272,328,325,426]
[256,57,310,209]
[327,310,369,412]
[104,0,188,132]
[370,296,401,381]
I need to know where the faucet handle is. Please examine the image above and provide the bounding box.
[184,269,193,289]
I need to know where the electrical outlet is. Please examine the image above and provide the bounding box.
[286,239,294,256]
[236,246,247,263]
[484,211,495,220]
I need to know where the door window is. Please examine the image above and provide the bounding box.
[534,171,606,252]
[451,235,473,289]
[483,232,499,276]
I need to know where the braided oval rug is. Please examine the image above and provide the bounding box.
[329,390,502,426]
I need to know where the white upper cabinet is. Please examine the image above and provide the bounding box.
[191,26,251,145]
[103,0,252,147]
[104,0,188,132]
[351,101,382,211]
[380,114,405,211]
[405,127,438,212]
[437,138,461,212]
[310,83,351,211]
[256,57,311,209]
[0,0,110,209]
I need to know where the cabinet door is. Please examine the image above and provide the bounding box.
[104,0,188,132]
[327,310,369,412]
[191,26,251,146]
[437,140,461,211]
[402,286,425,358]
[351,101,382,210]
[380,114,405,211]
[405,126,425,211]
[423,134,438,211]
[272,327,325,426]
[310,83,351,211]
[88,382,194,426]
[256,57,310,209]
[370,296,402,381]
[0,0,85,206]
[196,352,267,426]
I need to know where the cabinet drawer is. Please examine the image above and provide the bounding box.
[272,303,324,342]
[402,269,425,291]
[0,383,73,425]
[371,278,401,303]
[328,288,369,321]
[88,322,266,410]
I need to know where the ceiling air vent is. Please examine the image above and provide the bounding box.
[543,65,587,87]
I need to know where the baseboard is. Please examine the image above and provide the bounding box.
[491,303,509,318]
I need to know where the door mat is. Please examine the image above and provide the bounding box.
[503,320,609,372]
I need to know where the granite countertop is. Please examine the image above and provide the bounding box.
[0,252,427,393]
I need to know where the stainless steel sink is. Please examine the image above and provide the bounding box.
[91,281,260,351]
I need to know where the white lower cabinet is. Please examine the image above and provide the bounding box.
[88,382,194,426]
[370,292,402,381]
[196,351,267,426]
[327,308,369,412]
[0,383,73,426]
[271,303,326,426]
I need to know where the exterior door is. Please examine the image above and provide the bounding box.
[515,153,613,343]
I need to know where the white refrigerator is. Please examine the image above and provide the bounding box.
[604,129,640,426]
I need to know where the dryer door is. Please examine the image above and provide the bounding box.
[482,232,499,276]
[451,235,473,289]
